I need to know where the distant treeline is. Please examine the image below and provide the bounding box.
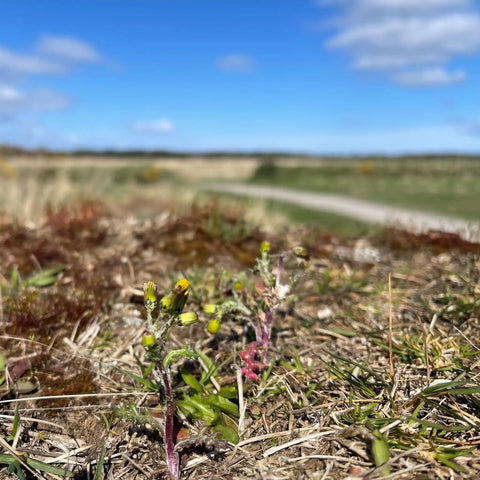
[1,143,480,161]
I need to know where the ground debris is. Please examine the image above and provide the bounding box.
[0,204,479,479]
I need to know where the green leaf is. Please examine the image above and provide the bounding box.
[0,453,76,479]
[206,394,239,418]
[7,459,27,480]
[10,268,19,289]
[6,405,20,442]
[213,424,239,444]
[420,380,474,397]
[163,346,197,369]
[178,394,219,425]
[435,453,468,473]
[94,444,106,480]
[194,349,218,384]
[407,417,477,433]
[181,370,203,394]
[15,380,37,394]
[372,430,390,476]
[24,266,65,288]
[218,386,238,399]
[117,368,157,391]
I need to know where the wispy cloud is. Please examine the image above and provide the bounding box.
[0,35,102,119]
[131,119,175,133]
[321,0,480,86]
[392,67,466,87]
[0,84,71,116]
[0,46,66,76]
[0,35,102,79]
[35,35,101,63]
[215,54,255,73]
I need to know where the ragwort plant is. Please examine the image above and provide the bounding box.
[142,278,198,480]
[140,279,237,479]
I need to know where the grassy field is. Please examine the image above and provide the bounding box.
[250,158,480,220]
[0,156,375,236]
[0,154,479,479]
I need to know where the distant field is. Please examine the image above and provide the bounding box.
[1,155,479,233]
[249,159,480,220]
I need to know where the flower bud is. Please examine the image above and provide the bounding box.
[143,281,158,312]
[161,278,190,315]
[142,333,156,347]
[260,241,270,261]
[178,311,198,326]
[207,319,221,335]
[260,241,270,253]
[203,304,217,314]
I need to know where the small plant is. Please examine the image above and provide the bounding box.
[142,278,198,479]
[0,265,65,294]
[204,241,308,381]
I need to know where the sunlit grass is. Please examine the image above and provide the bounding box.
[249,159,480,220]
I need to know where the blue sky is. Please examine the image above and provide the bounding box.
[1,0,480,154]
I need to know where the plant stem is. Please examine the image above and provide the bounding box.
[159,363,180,480]
[262,309,274,356]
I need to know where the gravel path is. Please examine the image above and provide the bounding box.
[202,183,480,242]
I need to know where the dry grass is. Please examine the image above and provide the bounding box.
[0,196,479,479]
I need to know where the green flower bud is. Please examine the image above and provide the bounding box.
[143,281,158,313]
[260,241,270,253]
[260,240,270,261]
[142,333,156,347]
[178,311,198,326]
[203,304,217,314]
[207,318,221,335]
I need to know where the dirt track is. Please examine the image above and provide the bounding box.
[203,182,480,242]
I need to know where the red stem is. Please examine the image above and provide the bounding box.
[160,364,180,479]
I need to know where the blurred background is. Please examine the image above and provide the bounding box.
[1,0,479,232]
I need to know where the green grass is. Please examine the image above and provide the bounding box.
[250,159,480,220]
[195,191,377,237]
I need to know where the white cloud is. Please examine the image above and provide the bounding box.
[322,0,480,86]
[0,46,66,76]
[328,14,480,69]
[215,54,255,73]
[0,84,71,115]
[35,35,101,63]
[131,119,175,133]
[392,67,466,86]
[0,35,103,119]
[0,35,102,78]
[0,84,22,101]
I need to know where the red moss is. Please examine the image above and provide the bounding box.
[384,228,480,254]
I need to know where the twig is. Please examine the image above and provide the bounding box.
[236,366,247,436]
[416,314,430,385]
[287,454,370,465]
[262,430,335,458]
[197,355,221,392]
[120,452,153,476]
[0,391,155,405]
[388,273,395,378]
[454,326,480,352]
[0,437,44,480]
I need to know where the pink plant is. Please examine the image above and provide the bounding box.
[239,342,269,381]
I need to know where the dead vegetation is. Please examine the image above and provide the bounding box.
[0,201,479,479]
